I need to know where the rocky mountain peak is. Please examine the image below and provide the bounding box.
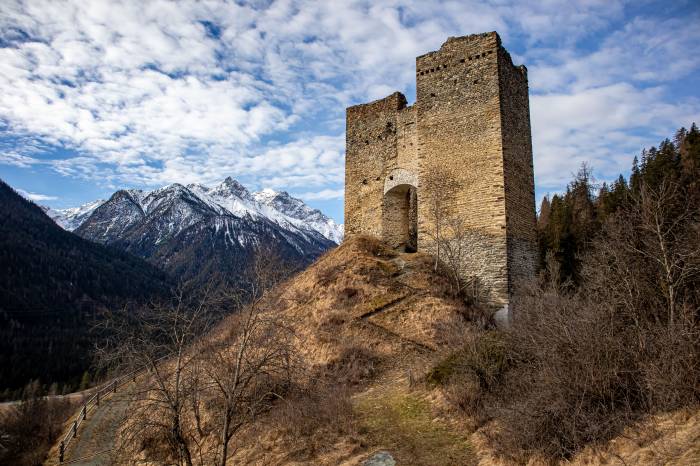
[50,177,344,244]
[212,177,252,200]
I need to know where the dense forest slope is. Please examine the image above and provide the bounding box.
[0,180,171,394]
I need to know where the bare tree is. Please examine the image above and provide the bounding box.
[459,173,700,460]
[422,166,482,302]
[630,180,699,325]
[95,284,218,466]
[0,381,76,466]
[204,248,297,466]
[92,245,302,466]
[421,165,458,271]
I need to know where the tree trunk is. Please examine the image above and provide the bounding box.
[172,416,193,466]
[220,412,231,466]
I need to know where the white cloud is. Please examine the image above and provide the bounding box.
[0,152,39,167]
[298,188,345,201]
[532,83,699,190]
[16,188,57,201]
[527,15,700,94]
[0,0,698,207]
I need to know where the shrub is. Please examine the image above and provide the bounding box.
[427,331,509,428]
[333,286,361,309]
[442,179,700,461]
[321,345,381,386]
[0,381,76,466]
[426,331,508,389]
[271,384,357,459]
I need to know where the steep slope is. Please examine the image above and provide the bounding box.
[74,180,335,285]
[0,179,171,393]
[97,236,477,465]
[228,236,477,465]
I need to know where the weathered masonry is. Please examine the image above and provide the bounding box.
[344,31,537,307]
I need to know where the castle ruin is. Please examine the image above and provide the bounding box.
[344,32,537,307]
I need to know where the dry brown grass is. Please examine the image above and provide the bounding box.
[268,384,361,462]
[90,235,478,465]
[53,233,700,465]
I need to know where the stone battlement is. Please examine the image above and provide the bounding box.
[344,32,537,307]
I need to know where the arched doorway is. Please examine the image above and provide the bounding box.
[382,169,418,252]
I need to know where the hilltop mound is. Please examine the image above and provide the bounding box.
[218,236,700,466]
[278,235,469,366]
[222,235,480,465]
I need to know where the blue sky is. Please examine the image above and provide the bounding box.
[0,0,698,223]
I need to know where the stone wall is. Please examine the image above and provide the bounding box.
[497,47,538,295]
[345,92,407,238]
[344,32,536,306]
[415,32,509,304]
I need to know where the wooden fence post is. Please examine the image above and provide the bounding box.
[113,380,117,393]
[59,441,64,462]
[82,404,87,421]
[72,420,77,438]
[96,391,100,406]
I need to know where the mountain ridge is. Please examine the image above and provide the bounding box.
[49,177,344,244]
[61,178,342,285]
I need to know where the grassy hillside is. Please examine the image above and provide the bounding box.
[74,235,698,465]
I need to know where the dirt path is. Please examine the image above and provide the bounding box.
[62,392,131,465]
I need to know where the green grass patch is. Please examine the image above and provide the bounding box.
[354,389,475,465]
[359,293,405,316]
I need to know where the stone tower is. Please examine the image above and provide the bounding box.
[344,32,537,307]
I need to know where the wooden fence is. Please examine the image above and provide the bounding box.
[57,357,167,463]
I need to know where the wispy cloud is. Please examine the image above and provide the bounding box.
[0,0,698,208]
[299,188,345,201]
[17,188,57,201]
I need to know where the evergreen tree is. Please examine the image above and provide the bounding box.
[79,371,90,391]
[536,123,699,286]
[537,195,551,230]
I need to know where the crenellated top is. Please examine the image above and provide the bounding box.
[414,31,526,80]
[346,92,408,119]
[417,32,501,60]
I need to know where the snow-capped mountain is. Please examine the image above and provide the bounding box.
[254,188,344,244]
[52,178,343,285]
[48,199,105,231]
[51,177,343,243]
